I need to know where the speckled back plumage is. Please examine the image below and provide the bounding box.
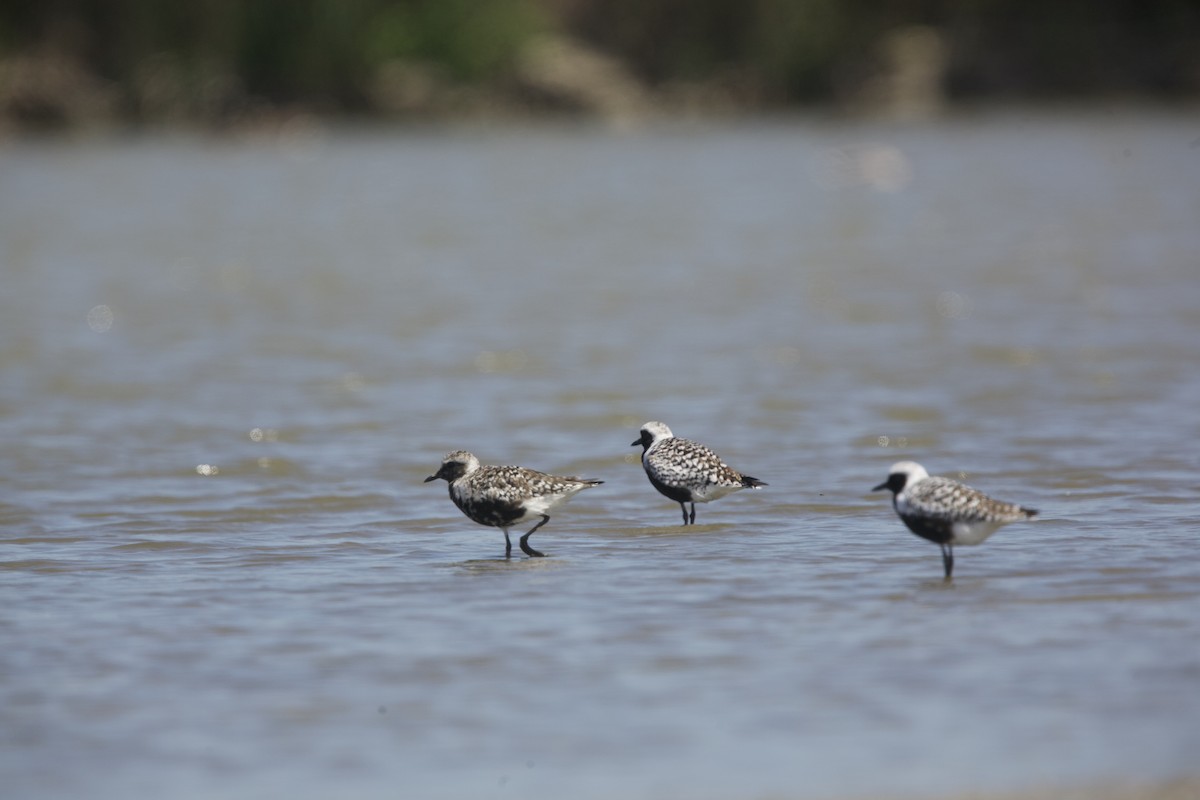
[643,436,754,500]
[449,462,602,529]
[899,475,1034,529]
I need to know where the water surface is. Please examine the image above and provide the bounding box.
[2,109,1199,799]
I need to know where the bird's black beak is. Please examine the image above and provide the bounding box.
[872,481,888,491]
[424,474,438,483]
[630,438,641,447]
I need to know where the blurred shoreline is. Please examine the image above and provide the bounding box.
[3,1,1198,135]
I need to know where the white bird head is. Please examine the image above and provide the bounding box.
[873,460,929,494]
[632,421,674,450]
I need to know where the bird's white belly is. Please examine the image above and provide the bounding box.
[691,483,742,502]
[951,520,1003,546]
[520,491,577,518]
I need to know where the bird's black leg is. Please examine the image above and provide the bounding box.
[940,543,954,579]
[688,503,696,525]
[503,528,512,558]
[519,515,549,557]
[678,502,689,526]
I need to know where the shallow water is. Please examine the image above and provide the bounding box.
[2,109,1199,799]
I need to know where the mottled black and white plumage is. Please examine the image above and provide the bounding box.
[632,421,766,525]
[873,460,1038,578]
[425,450,603,558]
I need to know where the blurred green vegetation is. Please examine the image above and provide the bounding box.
[0,0,546,117]
[0,0,1196,124]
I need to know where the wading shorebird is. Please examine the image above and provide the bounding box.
[425,450,602,558]
[632,421,766,525]
[873,460,1038,579]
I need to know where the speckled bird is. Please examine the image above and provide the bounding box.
[873,460,1038,579]
[425,450,602,558]
[632,421,766,525]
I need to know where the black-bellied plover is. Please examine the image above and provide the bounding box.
[873,460,1038,579]
[425,450,603,558]
[632,421,766,525]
